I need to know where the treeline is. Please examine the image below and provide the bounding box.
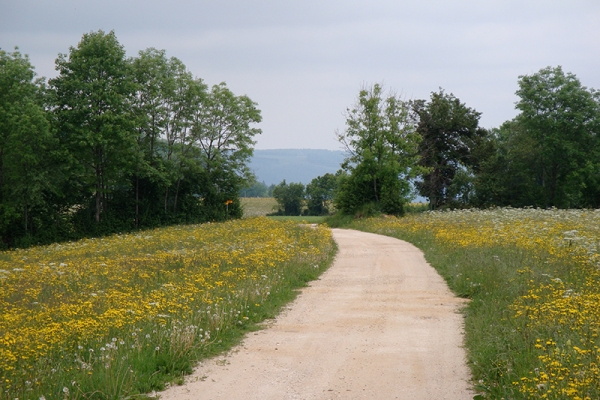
[0,30,261,248]
[335,66,600,216]
[270,174,337,216]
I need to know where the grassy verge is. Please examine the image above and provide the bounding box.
[0,217,336,400]
[343,209,600,399]
[267,216,327,224]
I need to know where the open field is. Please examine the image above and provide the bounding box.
[0,217,335,399]
[241,198,328,223]
[240,197,278,217]
[349,208,600,399]
[267,215,327,224]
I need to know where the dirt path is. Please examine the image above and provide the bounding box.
[158,229,473,399]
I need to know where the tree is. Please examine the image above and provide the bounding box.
[272,180,305,215]
[514,66,600,208]
[0,48,54,242]
[192,82,262,218]
[335,84,422,215]
[306,173,337,215]
[472,121,545,207]
[130,50,261,223]
[413,89,487,209]
[130,48,175,226]
[50,30,136,224]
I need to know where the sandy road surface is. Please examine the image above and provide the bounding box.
[159,229,473,399]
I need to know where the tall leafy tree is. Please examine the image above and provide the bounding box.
[473,121,545,207]
[515,66,600,207]
[0,35,263,247]
[0,48,54,242]
[272,180,305,216]
[413,89,487,209]
[50,30,136,224]
[158,61,207,214]
[130,48,173,226]
[335,84,422,215]
[306,173,337,215]
[192,82,262,218]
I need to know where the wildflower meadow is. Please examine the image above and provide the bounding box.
[352,208,600,399]
[0,217,335,399]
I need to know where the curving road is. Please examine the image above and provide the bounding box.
[158,229,473,399]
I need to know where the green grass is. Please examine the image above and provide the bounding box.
[267,216,327,224]
[240,197,278,217]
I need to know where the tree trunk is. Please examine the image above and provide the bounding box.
[549,163,558,207]
[24,203,28,233]
[95,185,101,223]
[373,177,379,203]
[95,146,103,223]
[0,150,4,202]
[135,175,139,228]
[173,177,181,213]
[164,187,169,213]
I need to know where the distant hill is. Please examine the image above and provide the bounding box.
[249,149,345,185]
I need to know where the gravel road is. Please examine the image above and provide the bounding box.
[158,229,473,399]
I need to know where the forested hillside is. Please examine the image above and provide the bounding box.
[249,149,344,185]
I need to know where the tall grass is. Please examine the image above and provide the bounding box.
[348,208,600,399]
[240,197,278,217]
[267,216,327,224]
[0,217,335,399]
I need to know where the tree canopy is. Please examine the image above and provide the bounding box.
[514,66,600,207]
[272,180,305,216]
[334,68,600,214]
[0,48,53,238]
[0,31,261,248]
[472,67,600,209]
[412,89,487,209]
[335,84,423,215]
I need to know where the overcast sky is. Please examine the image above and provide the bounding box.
[2,1,599,150]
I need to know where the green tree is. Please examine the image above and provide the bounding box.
[272,180,305,215]
[413,89,487,209]
[50,30,136,225]
[131,50,261,223]
[306,173,337,215]
[335,84,422,215]
[0,48,54,244]
[156,60,207,214]
[514,66,600,208]
[192,82,262,218]
[472,121,545,207]
[130,48,175,226]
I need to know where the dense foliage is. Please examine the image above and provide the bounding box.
[336,68,600,214]
[0,31,261,248]
[412,89,488,209]
[271,173,338,216]
[336,84,423,215]
[474,67,600,208]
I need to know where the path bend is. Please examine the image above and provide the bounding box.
[159,229,473,399]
